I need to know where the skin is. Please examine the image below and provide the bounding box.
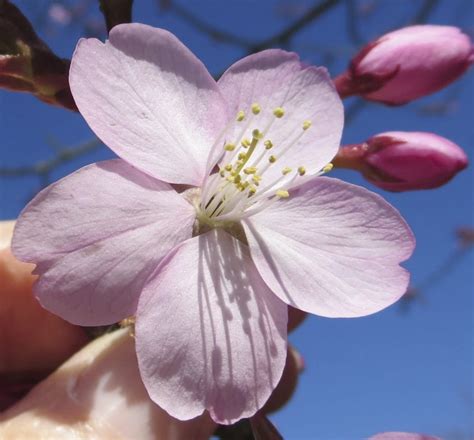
[0,222,89,376]
[0,329,216,439]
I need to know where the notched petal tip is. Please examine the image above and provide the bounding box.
[70,23,228,186]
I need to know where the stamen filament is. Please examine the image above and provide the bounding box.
[200,104,318,224]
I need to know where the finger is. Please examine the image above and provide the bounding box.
[0,328,216,439]
[0,220,88,409]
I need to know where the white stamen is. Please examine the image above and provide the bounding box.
[199,105,320,224]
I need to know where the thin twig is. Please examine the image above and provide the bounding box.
[171,2,253,47]
[411,0,440,24]
[171,0,342,54]
[345,0,364,45]
[344,97,368,124]
[0,138,102,183]
[249,0,342,53]
[416,246,471,294]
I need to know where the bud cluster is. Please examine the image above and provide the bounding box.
[332,24,471,191]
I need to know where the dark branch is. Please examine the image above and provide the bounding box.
[171,0,342,54]
[99,0,134,32]
[249,0,342,53]
[411,0,440,24]
[171,2,253,47]
[0,0,77,110]
[345,0,364,45]
[0,138,102,183]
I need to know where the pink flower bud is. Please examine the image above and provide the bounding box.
[334,25,474,105]
[334,132,468,191]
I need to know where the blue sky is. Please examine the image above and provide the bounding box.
[1,1,473,439]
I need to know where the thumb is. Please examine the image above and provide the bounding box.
[0,328,216,439]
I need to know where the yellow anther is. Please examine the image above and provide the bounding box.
[224,164,233,172]
[323,163,334,173]
[248,186,257,196]
[238,152,246,160]
[226,176,234,183]
[268,155,277,163]
[219,170,225,177]
[251,103,261,115]
[252,174,262,183]
[233,174,242,184]
[276,190,289,198]
[241,138,250,148]
[282,167,292,175]
[264,140,273,149]
[235,133,260,174]
[236,110,245,121]
[244,167,257,175]
[224,143,236,151]
[298,166,306,176]
[303,120,312,130]
[273,107,285,118]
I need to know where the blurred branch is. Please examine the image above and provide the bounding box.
[0,138,102,186]
[99,0,133,32]
[345,97,368,123]
[345,0,364,45]
[410,0,440,24]
[401,227,473,311]
[249,0,342,53]
[417,237,472,294]
[170,2,253,47]
[171,0,342,53]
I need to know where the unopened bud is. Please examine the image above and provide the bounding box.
[334,132,468,192]
[334,25,473,105]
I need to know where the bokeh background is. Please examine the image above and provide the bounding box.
[1,1,473,438]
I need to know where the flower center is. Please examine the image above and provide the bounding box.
[196,103,333,226]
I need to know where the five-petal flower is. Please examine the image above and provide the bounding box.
[12,24,415,424]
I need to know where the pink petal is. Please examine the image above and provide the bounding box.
[218,50,344,184]
[370,433,441,440]
[135,229,287,424]
[12,160,195,325]
[69,23,228,186]
[243,177,415,318]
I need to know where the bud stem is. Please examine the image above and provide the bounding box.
[332,143,369,170]
[332,73,356,99]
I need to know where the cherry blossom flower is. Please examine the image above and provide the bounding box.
[12,24,415,424]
